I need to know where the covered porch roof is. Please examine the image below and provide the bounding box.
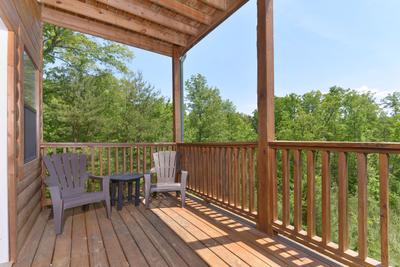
[39,0,248,57]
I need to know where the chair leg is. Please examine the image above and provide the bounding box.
[181,189,186,208]
[105,197,111,218]
[53,204,63,235]
[145,189,150,209]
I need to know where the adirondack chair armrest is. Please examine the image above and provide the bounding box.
[180,170,188,189]
[87,173,106,180]
[88,174,110,195]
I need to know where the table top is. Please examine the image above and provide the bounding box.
[109,173,144,181]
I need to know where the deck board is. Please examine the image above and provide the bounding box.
[52,209,72,267]
[109,207,149,267]
[71,208,90,267]
[86,206,108,267]
[14,195,340,267]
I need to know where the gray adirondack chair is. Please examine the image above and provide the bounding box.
[44,153,111,234]
[144,151,188,208]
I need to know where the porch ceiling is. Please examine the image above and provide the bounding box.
[38,0,248,57]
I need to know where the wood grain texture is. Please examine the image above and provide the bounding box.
[306,150,315,238]
[293,149,302,232]
[357,153,368,260]
[379,153,389,267]
[321,151,331,245]
[338,152,348,252]
[96,0,199,35]
[173,47,183,142]
[256,0,275,234]
[43,0,188,46]
[148,0,213,25]
[42,7,174,56]
[281,149,289,227]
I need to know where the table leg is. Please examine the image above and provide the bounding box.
[128,181,133,202]
[118,181,123,211]
[111,182,116,206]
[135,179,140,206]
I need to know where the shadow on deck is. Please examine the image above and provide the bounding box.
[14,194,342,267]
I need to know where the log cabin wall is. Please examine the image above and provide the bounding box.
[0,0,42,262]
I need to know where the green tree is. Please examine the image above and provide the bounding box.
[43,24,172,143]
[184,74,256,142]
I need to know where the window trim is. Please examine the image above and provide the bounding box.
[22,47,40,164]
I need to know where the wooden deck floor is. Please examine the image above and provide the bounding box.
[14,195,340,267]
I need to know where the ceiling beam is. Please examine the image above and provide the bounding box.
[199,0,227,11]
[96,0,198,35]
[42,7,174,56]
[148,0,213,25]
[182,0,247,54]
[42,0,188,47]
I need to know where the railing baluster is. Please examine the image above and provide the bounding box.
[357,153,368,261]
[271,148,277,222]
[205,147,209,196]
[249,147,254,214]
[115,147,119,174]
[130,146,133,173]
[321,151,331,245]
[136,145,140,173]
[143,145,147,173]
[282,149,290,227]
[199,147,203,194]
[91,147,95,174]
[195,146,199,192]
[211,147,214,197]
[99,147,103,176]
[338,152,348,252]
[233,147,238,207]
[241,148,246,210]
[150,146,154,170]
[307,150,315,238]
[294,149,302,232]
[123,147,126,173]
[221,147,226,203]
[379,153,389,267]
[107,147,111,175]
[213,147,216,198]
[227,147,232,205]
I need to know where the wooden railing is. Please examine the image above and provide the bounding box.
[177,142,258,221]
[40,142,176,206]
[269,141,400,267]
[40,141,399,266]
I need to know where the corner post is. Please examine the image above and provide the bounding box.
[172,47,184,143]
[257,0,275,234]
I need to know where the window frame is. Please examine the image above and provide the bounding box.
[22,47,40,165]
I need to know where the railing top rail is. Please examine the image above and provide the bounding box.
[177,142,258,147]
[41,142,177,148]
[270,140,400,153]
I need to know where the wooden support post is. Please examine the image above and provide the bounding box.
[7,31,17,263]
[256,0,274,235]
[172,46,184,143]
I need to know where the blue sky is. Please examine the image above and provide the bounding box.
[128,0,400,114]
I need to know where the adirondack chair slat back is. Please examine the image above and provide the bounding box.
[153,151,177,184]
[44,153,88,197]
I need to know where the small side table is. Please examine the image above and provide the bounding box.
[109,173,143,210]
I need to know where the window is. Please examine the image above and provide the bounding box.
[23,50,37,163]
